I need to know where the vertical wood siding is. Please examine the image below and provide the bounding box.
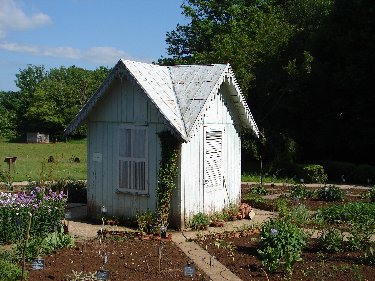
[87,78,167,219]
[180,83,242,224]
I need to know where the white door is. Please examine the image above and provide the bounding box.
[203,126,224,212]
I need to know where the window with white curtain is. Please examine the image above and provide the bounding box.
[118,126,147,194]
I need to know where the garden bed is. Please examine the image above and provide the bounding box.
[27,238,209,281]
[197,230,375,280]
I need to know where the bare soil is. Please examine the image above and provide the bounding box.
[27,237,209,281]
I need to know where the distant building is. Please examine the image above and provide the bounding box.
[26,132,49,143]
[65,59,259,228]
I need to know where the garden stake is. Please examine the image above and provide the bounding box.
[21,212,32,281]
[158,242,163,273]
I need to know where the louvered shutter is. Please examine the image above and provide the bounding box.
[204,128,223,191]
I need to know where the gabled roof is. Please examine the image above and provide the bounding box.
[64,59,259,140]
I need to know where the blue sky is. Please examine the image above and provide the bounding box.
[0,0,187,91]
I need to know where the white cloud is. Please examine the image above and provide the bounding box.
[42,46,81,59]
[0,41,129,64]
[0,0,52,38]
[0,41,38,54]
[83,47,128,64]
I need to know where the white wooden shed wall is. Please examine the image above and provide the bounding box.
[176,82,243,226]
[86,78,168,218]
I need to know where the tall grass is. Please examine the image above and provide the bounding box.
[0,139,86,181]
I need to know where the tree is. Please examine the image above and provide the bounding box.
[0,91,22,139]
[23,66,109,136]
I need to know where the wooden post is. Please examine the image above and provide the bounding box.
[21,212,32,281]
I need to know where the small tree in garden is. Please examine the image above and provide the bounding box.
[156,131,179,227]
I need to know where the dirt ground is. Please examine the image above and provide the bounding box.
[197,231,375,281]
[27,238,209,281]
[22,183,375,280]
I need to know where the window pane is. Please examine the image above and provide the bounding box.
[119,129,131,157]
[133,129,146,158]
[119,160,131,189]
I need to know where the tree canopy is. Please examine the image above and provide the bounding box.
[0,65,109,139]
[161,0,375,168]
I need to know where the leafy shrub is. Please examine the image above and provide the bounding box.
[189,212,210,230]
[289,184,314,200]
[302,164,328,184]
[275,197,290,218]
[316,202,375,224]
[318,227,344,253]
[49,179,87,203]
[136,209,156,235]
[249,185,268,195]
[317,185,344,201]
[320,160,375,184]
[258,218,306,274]
[0,258,26,281]
[287,205,311,227]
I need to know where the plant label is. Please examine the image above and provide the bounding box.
[97,270,110,280]
[183,263,195,277]
[31,258,44,270]
[249,210,256,220]
[65,211,72,219]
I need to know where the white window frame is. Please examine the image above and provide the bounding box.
[117,125,148,195]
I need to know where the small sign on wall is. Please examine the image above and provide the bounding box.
[93,153,102,162]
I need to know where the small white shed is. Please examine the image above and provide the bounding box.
[65,59,259,228]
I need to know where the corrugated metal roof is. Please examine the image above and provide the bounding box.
[64,60,259,139]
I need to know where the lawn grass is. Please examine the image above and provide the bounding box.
[241,172,295,184]
[0,138,87,182]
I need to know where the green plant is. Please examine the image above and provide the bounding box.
[258,218,306,274]
[136,209,156,235]
[0,258,26,281]
[249,184,268,195]
[317,185,345,202]
[0,187,66,244]
[347,221,374,251]
[302,164,328,184]
[14,227,75,262]
[287,204,311,227]
[316,202,375,224]
[49,179,87,203]
[364,246,375,265]
[210,211,230,223]
[289,184,314,200]
[156,131,179,226]
[275,197,290,218]
[318,227,344,253]
[66,270,98,281]
[214,239,237,258]
[369,187,375,202]
[189,212,210,230]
